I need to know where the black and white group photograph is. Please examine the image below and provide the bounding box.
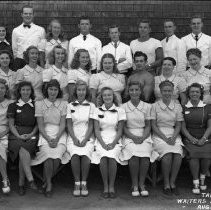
[0,0,211,209]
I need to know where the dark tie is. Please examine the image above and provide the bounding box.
[114,42,118,48]
[166,37,169,43]
[72,102,90,106]
[195,35,198,41]
[23,24,31,28]
[99,107,117,113]
[83,35,87,41]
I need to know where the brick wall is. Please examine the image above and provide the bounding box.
[1,1,211,45]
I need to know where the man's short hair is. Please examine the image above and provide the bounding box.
[21,5,33,13]
[134,51,148,62]
[79,16,91,23]
[164,19,176,26]
[138,19,151,27]
[190,15,203,23]
[108,25,120,33]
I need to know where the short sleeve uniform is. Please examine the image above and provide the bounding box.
[91,104,126,165]
[151,100,184,159]
[43,65,69,100]
[119,101,154,162]
[182,67,211,104]
[68,68,91,85]
[66,100,95,160]
[182,100,211,158]
[89,71,125,105]
[31,99,68,165]
[7,99,38,161]
[0,99,13,161]
[154,74,187,102]
[38,38,68,68]
[16,65,44,100]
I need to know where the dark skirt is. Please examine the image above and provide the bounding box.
[8,126,38,162]
[184,138,211,159]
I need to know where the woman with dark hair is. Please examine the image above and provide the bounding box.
[31,79,67,197]
[38,19,68,68]
[16,46,44,101]
[182,48,211,104]
[120,81,153,197]
[92,87,126,199]
[89,53,125,106]
[182,83,211,194]
[7,81,38,196]
[0,50,16,98]
[43,45,69,101]
[0,79,12,194]
[66,80,95,197]
[154,57,187,105]
[151,80,183,196]
[68,49,92,101]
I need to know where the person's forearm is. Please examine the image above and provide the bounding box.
[152,122,167,142]
[172,123,181,139]
[84,120,94,141]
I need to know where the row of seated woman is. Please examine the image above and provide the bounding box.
[0,76,210,199]
[1,43,211,106]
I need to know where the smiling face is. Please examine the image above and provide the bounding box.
[160,85,173,101]
[164,21,176,37]
[134,55,147,71]
[21,7,34,24]
[76,84,87,101]
[162,59,174,76]
[102,89,114,106]
[79,51,90,69]
[189,86,201,102]
[128,84,141,100]
[191,18,203,35]
[0,27,6,41]
[0,53,10,68]
[188,54,201,70]
[20,85,32,101]
[54,48,65,64]
[102,57,114,74]
[28,48,39,64]
[47,86,59,101]
[51,21,61,39]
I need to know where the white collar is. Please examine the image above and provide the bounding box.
[188,66,205,75]
[44,98,61,108]
[160,74,175,82]
[49,39,62,45]
[17,99,34,107]
[101,104,117,111]
[127,100,144,112]
[0,39,10,45]
[80,33,90,38]
[158,100,175,110]
[185,100,206,108]
[25,65,42,73]
[52,65,67,74]
[0,68,13,76]
[191,32,203,37]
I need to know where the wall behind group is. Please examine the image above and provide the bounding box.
[1,0,211,45]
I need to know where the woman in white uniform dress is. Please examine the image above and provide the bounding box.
[66,80,95,197]
[31,79,67,197]
[68,49,92,101]
[92,87,126,199]
[151,80,183,196]
[16,46,44,101]
[89,53,125,106]
[120,81,152,197]
[43,45,69,101]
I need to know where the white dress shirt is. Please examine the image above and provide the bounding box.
[181,33,211,67]
[102,41,132,73]
[161,35,186,74]
[12,23,45,59]
[68,34,102,71]
[130,38,162,64]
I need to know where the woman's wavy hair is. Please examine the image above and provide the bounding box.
[0,24,10,43]
[99,53,118,73]
[46,19,67,42]
[186,48,202,59]
[98,87,119,107]
[0,50,13,65]
[70,49,92,71]
[15,81,35,101]
[186,82,204,100]
[127,81,144,100]
[159,80,174,90]
[43,79,63,99]
[0,78,10,99]
[161,57,176,66]
[72,80,91,101]
[48,45,67,65]
[23,45,39,64]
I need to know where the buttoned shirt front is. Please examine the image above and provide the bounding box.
[161,35,186,74]
[181,33,211,67]
[12,23,45,59]
[68,34,102,71]
[102,41,132,73]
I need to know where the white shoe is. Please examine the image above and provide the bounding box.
[81,184,88,196]
[140,190,149,197]
[2,179,10,194]
[192,186,200,194]
[73,184,80,197]
[200,184,207,191]
[131,186,140,197]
